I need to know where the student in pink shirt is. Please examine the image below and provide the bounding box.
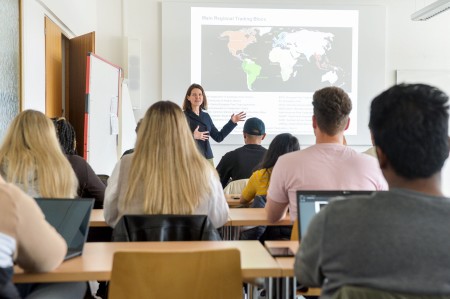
[266,87,388,222]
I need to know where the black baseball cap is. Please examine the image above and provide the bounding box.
[243,117,265,136]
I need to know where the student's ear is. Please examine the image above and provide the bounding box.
[370,131,375,146]
[261,133,266,140]
[344,117,350,131]
[376,146,388,170]
[312,115,317,129]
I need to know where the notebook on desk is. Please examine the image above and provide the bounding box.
[296,191,374,240]
[34,198,94,260]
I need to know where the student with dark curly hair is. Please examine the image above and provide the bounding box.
[53,118,105,209]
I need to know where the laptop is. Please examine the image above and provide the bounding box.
[34,198,94,260]
[296,191,374,240]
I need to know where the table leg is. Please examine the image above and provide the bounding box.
[246,283,254,299]
[267,277,274,299]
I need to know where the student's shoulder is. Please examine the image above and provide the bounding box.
[222,146,245,159]
[334,192,375,203]
[66,154,88,164]
[351,149,381,168]
[326,192,376,214]
[0,181,39,215]
[277,147,305,163]
[0,182,19,208]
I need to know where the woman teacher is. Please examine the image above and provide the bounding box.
[183,83,246,163]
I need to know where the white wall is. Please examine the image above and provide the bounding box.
[21,0,97,112]
[39,0,96,36]
[21,0,46,111]
[96,0,124,68]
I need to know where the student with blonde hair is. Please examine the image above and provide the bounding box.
[104,101,228,228]
[0,110,78,198]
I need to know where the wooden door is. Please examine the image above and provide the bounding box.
[44,17,62,117]
[68,32,95,155]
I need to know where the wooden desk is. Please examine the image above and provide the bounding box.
[90,209,108,227]
[265,241,321,297]
[228,208,291,226]
[265,241,298,277]
[225,194,244,207]
[90,208,290,228]
[221,209,291,240]
[13,241,281,283]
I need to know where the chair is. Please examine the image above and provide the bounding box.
[98,215,223,298]
[112,214,222,242]
[333,285,450,299]
[223,178,249,194]
[108,249,243,299]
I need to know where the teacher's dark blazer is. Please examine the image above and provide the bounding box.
[184,109,236,159]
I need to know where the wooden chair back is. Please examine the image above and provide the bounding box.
[108,249,243,299]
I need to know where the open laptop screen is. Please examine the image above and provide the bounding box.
[34,198,94,260]
[296,191,374,240]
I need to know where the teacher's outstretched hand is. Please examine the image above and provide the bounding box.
[231,112,246,124]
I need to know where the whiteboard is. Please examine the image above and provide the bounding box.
[396,70,450,197]
[85,53,122,175]
[119,81,137,156]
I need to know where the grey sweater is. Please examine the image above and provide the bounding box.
[295,189,450,299]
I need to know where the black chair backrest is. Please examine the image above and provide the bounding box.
[112,214,222,242]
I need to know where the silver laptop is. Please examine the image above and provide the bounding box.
[296,191,374,240]
[34,198,94,260]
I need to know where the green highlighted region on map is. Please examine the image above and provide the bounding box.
[241,59,262,90]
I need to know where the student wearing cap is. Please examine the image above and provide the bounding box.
[216,117,267,188]
[183,83,246,164]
